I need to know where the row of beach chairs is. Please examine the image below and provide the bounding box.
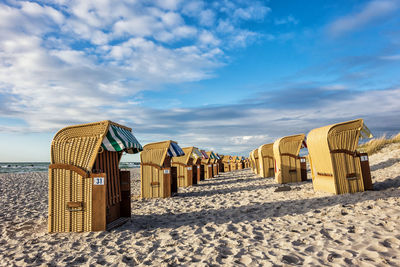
[248,119,373,195]
[47,120,249,233]
[47,118,372,233]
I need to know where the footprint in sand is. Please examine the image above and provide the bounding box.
[282,254,304,265]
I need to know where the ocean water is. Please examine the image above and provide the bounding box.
[0,162,140,174]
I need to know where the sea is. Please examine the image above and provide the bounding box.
[0,162,140,174]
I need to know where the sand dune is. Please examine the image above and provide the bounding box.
[0,143,399,266]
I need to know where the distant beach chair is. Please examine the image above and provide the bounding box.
[258,143,275,178]
[249,150,255,173]
[217,154,225,173]
[238,156,245,169]
[230,156,237,171]
[171,147,195,188]
[185,147,203,184]
[200,150,213,179]
[244,157,250,169]
[273,134,307,184]
[253,148,260,175]
[236,156,242,170]
[221,155,231,172]
[206,151,219,177]
[48,120,143,232]
[140,140,184,198]
[307,119,373,194]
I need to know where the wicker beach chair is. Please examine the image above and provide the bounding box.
[140,140,185,198]
[273,134,306,184]
[48,120,143,232]
[307,119,373,194]
[258,143,274,178]
[201,150,213,179]
[172,147,203,187]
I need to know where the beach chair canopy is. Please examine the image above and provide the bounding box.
[175,147,202,165]
[200,150,209,159]
[307,118,371,194]
[253,149,259,158]
[207,151,218,159]
[221,155,230,163]
[307,119,369,174]
[142,140,184,167]
[258,143,274,158]
[191,147,203,159]
[51,120,142,172]
[172,147,193,165]
[101,123,143,154]
[273,134,305,158]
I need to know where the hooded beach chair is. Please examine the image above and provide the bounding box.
[249,151,255,172]
[207,151,219,177]
[214,153,221,175]
[174,147,203,186]
[140,140,184,198]
[253,149,260,175]
[230,156,238,171]
[217,154,225,172]
[307,119,373,194]
[273,134,306,184]
[172,147,195,188]
[186,147,203,184]
[258,143,274,178]
[221,155,231,172]
[48,120,143,232]
[201,150,212,179]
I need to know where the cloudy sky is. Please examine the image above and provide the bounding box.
[1,0,400,162]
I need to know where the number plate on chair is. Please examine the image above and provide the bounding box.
[93,177,104,185]
[164,169,170,174]
[197,166,200,169]
[187,167,192,170]
[360,155,368,161]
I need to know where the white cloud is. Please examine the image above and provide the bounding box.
[274,15,299,25]
[233,4,271,21]
[199,9,216,26]
[0,0,272,138]
[327,0,399,37]
[198,30,220,46]
[380,54,400,60]
[156,0,182,10]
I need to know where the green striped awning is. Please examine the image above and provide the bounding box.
[101,124,143,154]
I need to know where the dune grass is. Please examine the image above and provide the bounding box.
[358,133,400,155]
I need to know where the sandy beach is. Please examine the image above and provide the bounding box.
[0,143,399,266]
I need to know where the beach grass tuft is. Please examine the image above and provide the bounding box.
[359,133,400,155]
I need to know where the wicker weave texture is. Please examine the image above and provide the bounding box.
[49,121,109,232]
[307,119,366,194]
[273,134,305,184]
[258,143,274,178]
[253,149,260,175]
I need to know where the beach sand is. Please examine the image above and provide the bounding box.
[0,143,399,266]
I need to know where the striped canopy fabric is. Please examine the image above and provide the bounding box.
[200,150,209,159]
[192,148,203,159]
[167,142,185,157]
[101,124,143,154]
[210,152,219,159]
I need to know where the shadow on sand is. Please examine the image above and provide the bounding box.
[123,174,400,233]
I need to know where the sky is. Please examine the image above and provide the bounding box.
[1,0,400,162]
